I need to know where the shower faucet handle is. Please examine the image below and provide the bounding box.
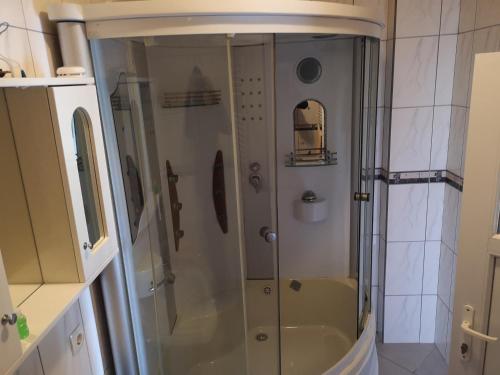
[260,226,277,243]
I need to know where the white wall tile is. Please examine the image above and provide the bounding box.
[452,31,474,107]
[393,37,439,108]
[395,0,442,38]
[459,0,477,32]
[476,0,500,29]
[435,34,457,106]
[420,295,437,343]
[390,107,433,171]
[441,184,459,251]
[449,254,457,309]
[438,243,454,308]
[445,311,452,363]
[423,241,441,294]
[28,31,61,77]
[387,184,428,242]
[426,183,444,241]
[384,295,422,342]
[430,106,451,170]
[385,241,424,295]
[435,296,449,357]
[473,24,500,54]
[0,0,27,28]
[441,0,461,34]
[447,106,467,177]
[21,0,61,34]
[0,27,35,77]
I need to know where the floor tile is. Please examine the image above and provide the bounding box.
[377,343,435,372]
[415,348,448,375]
[378,356,413,375]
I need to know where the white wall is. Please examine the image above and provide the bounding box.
[0,0,63,78]
[1,2,107,374]
[380,0,460,346]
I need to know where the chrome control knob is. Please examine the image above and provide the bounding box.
[260,226,277,243]
[1,313,17,326]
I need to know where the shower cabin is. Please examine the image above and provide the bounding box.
[50,2,382,374]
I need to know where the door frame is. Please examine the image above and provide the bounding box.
[450,52,500,375]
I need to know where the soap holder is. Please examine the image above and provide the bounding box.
[293,191,328,223]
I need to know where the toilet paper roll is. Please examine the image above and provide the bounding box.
[293,198,328,223]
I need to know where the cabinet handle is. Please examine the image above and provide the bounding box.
[1,313,17,326]
[83,242,94,250]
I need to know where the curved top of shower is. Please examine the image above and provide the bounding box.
[48,0,385,39]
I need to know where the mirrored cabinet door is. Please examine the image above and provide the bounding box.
[48,85,118,281]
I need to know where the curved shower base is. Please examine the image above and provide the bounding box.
[247,279,378,375]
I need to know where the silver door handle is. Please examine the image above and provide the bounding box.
[260,227,277,243]
[1,313,17,326]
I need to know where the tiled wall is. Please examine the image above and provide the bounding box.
[435,0,500,363]
[0,0,66,78]
[382,0,461,344]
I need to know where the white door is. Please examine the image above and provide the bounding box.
[449,52,500,374]
[0,252,22,374]
[48,85,118,282]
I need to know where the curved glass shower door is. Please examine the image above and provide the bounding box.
[92,35,248,375]
[273,34,378,375]
[93,32,378,375]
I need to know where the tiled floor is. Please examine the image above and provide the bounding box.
[378,342,448,375]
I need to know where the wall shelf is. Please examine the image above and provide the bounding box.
[0,77,94,88]
[6,284,86,375]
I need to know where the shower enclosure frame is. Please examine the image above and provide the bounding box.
[49,2,385,374]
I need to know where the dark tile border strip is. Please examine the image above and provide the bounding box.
[375,168,463,191]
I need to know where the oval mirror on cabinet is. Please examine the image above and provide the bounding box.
[71,108,104,247]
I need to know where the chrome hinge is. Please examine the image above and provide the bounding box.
[354,192,370,202]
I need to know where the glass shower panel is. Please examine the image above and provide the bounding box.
[356,37,379,334]
[275,34,361,375]
[230,34,280,375]
[93,35,248,375]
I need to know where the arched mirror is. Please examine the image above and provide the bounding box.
[288,99,336,166]
[72,108,104,246]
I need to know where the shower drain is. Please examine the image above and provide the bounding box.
[256,333,268,342]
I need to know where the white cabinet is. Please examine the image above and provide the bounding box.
[48,86,118,281]
[5,85,118,283]
[0,80,117,374]
[0,254,22,374]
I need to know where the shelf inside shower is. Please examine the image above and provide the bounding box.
[285,150,338,167]
[162,90,221,108]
